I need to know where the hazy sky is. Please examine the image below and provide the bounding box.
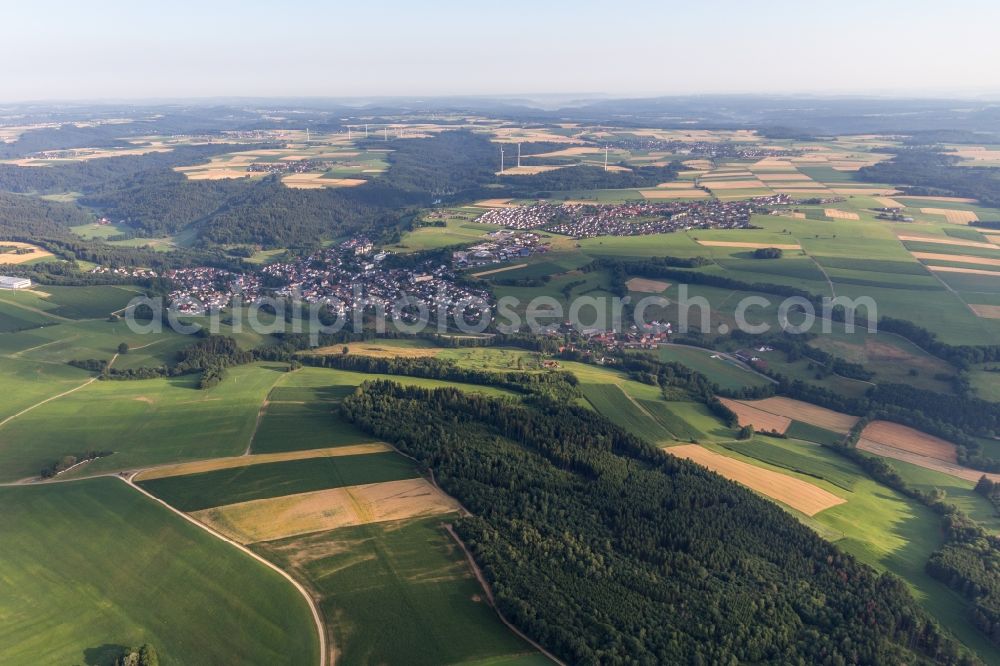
[5,0,1000,101]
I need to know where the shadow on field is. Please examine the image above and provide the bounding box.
[82,643,129,665]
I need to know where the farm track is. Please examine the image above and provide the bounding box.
[0,353,118,431]
[125,474,331,666]
[444,524,564,666]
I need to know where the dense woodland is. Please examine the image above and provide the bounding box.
[342,380,973,665]
[858,149,1000,210]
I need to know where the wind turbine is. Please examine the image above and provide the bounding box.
[517,143,521,168]
[604,145,609,172]
[499,146,505,174]
[365,123,369,139]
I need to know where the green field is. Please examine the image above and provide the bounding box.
[655,345,772,391]
[785,420,845,446]
[721,437,858,490]
[138,451,417,511]
[0,478,318,665]
[580,383,674,443]
[0,285,141,319]
[252,517,543,666]
[0,363,286,482]
[251,400,373,453]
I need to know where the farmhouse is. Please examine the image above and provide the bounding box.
[0,276,31,290]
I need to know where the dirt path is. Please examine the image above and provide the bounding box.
[808,256,837,298]
[124,475,330,666]
[0,353,117,431]
[245,399,269,455]
[0,376,98,430]
[444,524,564,666]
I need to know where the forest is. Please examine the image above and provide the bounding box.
[858,149,1000,210]
[341,380,974,665]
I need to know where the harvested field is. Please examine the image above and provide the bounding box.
[625,277,671,293]
[527,146,601,158]
[903,195,979,203]
[856,439,1000,483]
[696,240,801,250]
[757,173,812,181]
[134,443,391,481]
[876,197,905,208]
[741,397,858,434]
[639,189,708,199]
[860,421,957,462]
[681,159,713,169]
[473,198,517,208]
[831,188,900,195]
[700,170,755,179]
[657,181,706,189]
[668,444,845,516]
[970,304,1000,319]
[920,208,979,224]
[825,209,860,220]
[192,478,460,543]
[898,234,999,250]
[498,165,567,175]
[282,174,366,189]
[926,265,1000,276]
[719,398,791,434]
[704,180,767,190]
[0,242,53,264]
[912,252,1000,267]
[470,263,529,278]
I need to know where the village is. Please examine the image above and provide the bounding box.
[451,230,549,268]
[474,196,791,238]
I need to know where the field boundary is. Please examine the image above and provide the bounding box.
[444,524,564,666]
[125,475,330,666]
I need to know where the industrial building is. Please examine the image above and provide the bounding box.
[0,276,32,290]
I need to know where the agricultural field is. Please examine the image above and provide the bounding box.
[0,478,318,665]
[137,451,417,511]
[253,518,545,666]
[0,363,288,482]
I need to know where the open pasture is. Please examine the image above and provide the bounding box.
[0,478,318,665]
[656,345,772,391]
[192,477,460,543]
[137,451,417,512]
[0,363,286,482]
[668,444,846,516]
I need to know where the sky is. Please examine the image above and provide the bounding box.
[5,0,1000,102]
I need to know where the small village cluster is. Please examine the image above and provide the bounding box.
[164,267,265,313]
[475,196,791,238]
[246,159,328,174]
[261,240,491,324]
[451,230,548,268]
[608,137,800,160]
